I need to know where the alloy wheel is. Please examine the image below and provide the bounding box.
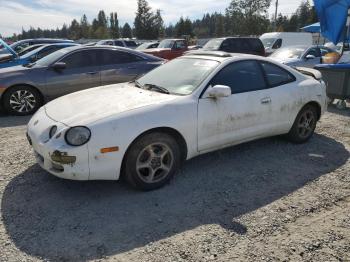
[297,109,316,139]
[9,90,36,113]
[136,143,174,184]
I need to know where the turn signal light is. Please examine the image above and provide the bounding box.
[100,147,119,154]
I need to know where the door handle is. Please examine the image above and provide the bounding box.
[261,97,271,104]
[86,71,98,75]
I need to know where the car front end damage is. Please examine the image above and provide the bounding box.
[26,107,90,180]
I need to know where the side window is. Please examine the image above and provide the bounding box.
[248,39,264,55]
[36,46,60,60]
[174,41,186,49]
[260,62,295,87]
[220,39,231,52]
[272,39,282,49]
[100,50,143,65]
[237,39,251,53]
[210,60,266,94]
[61,50,99,69]
[114,41,124,47]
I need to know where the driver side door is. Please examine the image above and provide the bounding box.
[197,60,273,152]
[44,49,101,100]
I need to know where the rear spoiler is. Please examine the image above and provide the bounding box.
[295,67,322,80]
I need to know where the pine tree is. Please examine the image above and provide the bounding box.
[110,12,120,38]
[122,23,132,38]
[134,0,155,39]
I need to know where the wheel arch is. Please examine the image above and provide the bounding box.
[304,101,322,120]
[120,126,188,177]
[1,83,45,107]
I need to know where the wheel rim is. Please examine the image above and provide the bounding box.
[136,143,174,184]
[9,90,36,113]
[297,110,316,138]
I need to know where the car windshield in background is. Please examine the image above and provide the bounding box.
[125,41,137,47]
[158,40,174,48]
[137,58,219,95]
[270,46,307,59]
[136,43,151,50]
[260,38,276,48]
[203,39,223,50]
[34,48,72,67]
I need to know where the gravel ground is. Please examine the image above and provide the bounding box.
[0,104,349,262]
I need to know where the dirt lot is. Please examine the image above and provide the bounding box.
[0,105,349,262]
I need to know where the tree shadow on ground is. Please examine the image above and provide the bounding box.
[1,134,349,261]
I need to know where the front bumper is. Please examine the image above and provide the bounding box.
[27,108,90,180]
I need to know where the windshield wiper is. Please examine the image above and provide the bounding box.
[132,79,143,89]
[23,62,36,68]
[144,84,170,94]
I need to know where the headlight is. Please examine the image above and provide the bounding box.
[65,126,91,146]
[49,125,57,139]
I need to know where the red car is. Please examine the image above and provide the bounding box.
[143,39,188,60]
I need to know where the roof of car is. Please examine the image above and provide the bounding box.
[184,51,265,62]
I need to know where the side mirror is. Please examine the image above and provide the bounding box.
[204,85,231,99]
[51,62,66,71]
[305,54,316,60]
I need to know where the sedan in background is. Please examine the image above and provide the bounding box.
[0,46,165,115]
[0,43,78,69]
[136,41,159,51]
[269,45,338,68]
[97,39,138,49]
[143,39,189,60]
[27,52,326,191]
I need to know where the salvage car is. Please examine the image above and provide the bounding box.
[270,45,338,68]
[136,41,159,51]
[0,46,165,115]
[27,51,327,191]
[143,39,188,60]
[97,39,138,49]
[0,43,78,69]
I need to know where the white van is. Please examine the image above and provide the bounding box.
[260,32,313,55]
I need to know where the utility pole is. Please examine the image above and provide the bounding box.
[274,0,279,31]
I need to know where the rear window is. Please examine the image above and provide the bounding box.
[247,39,265,55]
[125,41,137,47]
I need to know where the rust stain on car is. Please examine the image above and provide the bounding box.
[50,150,76,165]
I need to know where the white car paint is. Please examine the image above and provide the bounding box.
[27,54,327,181]
[260,32,313,55]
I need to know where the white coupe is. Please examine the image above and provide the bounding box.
[27,52,327,190]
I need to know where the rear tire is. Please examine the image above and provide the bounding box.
[124,132,181,191]
[287,105,318,144]
[3,86,42,116]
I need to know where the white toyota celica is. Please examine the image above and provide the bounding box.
[27,52,327,191]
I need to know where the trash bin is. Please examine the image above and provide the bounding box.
[314,63,350,109]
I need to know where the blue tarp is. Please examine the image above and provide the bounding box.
[314,0,350,44]
[301,22,321,33]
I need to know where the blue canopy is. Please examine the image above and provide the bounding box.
[301,22,321,33]
[314,0,350,44]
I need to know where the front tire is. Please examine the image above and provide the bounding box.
[287,105,318,144]
[124,132,181,191]
[3,86,42,116]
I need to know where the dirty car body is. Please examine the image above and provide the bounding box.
[143,39,188,60]
[27,52,327,190]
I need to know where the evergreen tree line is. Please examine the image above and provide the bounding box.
[10,0,318,41]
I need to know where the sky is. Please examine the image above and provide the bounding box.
[0,0,306,37]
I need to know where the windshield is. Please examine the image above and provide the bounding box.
[137,43,152,50]
[270,46,307,59]
[203,39,223,50]
[260,38,276,48]
[125,41,137,47]
[137,58,219,95]
[35,48,72,67]
[158,40,175,48]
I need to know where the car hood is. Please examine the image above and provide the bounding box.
[143,48,171,53]
[44,83,179,126]
[271,57,300,65]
